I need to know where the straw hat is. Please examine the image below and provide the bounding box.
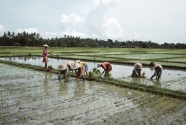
[134,63,142,69]
[43,44,49,48]
[97,63,101,68]
[71,63,80,69]
[154,64,163,69]
[57,64,67,70]
[75,60,80,63]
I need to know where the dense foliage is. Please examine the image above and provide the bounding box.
[0,31,185,48]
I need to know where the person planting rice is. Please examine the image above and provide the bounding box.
[67,61,74,72]
[150,64,163,80]
[57,63,68,80]
[42,44,50,70]
[75,60,88,75]
[71,62,85,81]
[132,63,142,77]
[97,62,112,76]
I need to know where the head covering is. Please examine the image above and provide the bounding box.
[71,62,80,69]
[97,63,101,68]
[75,60,80,63]
[67,61,73,66]
[154,64,163,69]
[43,44,49,48]
[134,63,142,69]
[57,64,67,70]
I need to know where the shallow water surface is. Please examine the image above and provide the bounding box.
[1,57,186,91]
[0,63,186,125]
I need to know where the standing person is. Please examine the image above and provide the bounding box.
[97,62,112,76]
[150,64,163,80]
[132,63,142,77]
[75,60,88,75]
[57,63,68,80]
[42,44,50,70]
[71,62,85,81]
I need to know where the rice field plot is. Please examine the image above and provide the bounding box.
[161,58,186,63]
[59,55,121,62]
[1,63,186,125]
[98,53,185,60]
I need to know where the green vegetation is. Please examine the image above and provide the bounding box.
[47,65,52,70]
[0,46,186,68]
[88,71,95,79]
[1,31,186,48]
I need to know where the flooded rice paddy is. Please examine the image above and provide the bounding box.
[1,57,186,92]
[0,63,186,125]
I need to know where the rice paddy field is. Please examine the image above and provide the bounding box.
[1,47,186,124]
[1,63,186,125]
[1,46,186,67]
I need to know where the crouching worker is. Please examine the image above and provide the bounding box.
[71,62,85,81]
[75,60,88,75]
[97,62,112,76]
[57,63,68,80]
[132,63,142,77]
[67,61,74,72]
[150,64,163,80]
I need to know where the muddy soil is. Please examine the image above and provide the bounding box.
[0,63,186,125]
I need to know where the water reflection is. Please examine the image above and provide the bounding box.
[43,72,49,95]
[1,57,186,88]
[58,81,68,96]
[74,81,85,98]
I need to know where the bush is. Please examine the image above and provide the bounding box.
[28,53,32,56]
[48,65,52,70]
[89,71,95,78]
[93,68,101,74]
[150,61,155,66]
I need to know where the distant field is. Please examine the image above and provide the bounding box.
[0,46,186,68]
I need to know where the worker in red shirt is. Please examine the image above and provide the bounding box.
[97,62,112,76]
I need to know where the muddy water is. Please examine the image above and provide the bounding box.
[1,57,186,92]
[0,63,186,125]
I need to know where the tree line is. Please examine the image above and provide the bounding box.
[0,31,185,49]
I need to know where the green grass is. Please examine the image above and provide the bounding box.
[0,46,186,68]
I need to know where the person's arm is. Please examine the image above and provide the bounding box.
[101,64,106,74]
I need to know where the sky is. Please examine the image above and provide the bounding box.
[0,0,186,44]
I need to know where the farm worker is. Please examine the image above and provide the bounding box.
[42,44,50,70]
[67,61,74,72]
[75,60,88,75]
[132,63,142,77]
[97,62,112,76]
[150,64,163,80]
[57,63,68,80]
[71,62,85,81]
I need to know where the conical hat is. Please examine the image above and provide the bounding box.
[154,64,163,69]
[134,63,142,69]
[57,64,67,70]
[75,60,80,63]
[154,64,160,67]
[71,63,80,69]
[43,44,49,48]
